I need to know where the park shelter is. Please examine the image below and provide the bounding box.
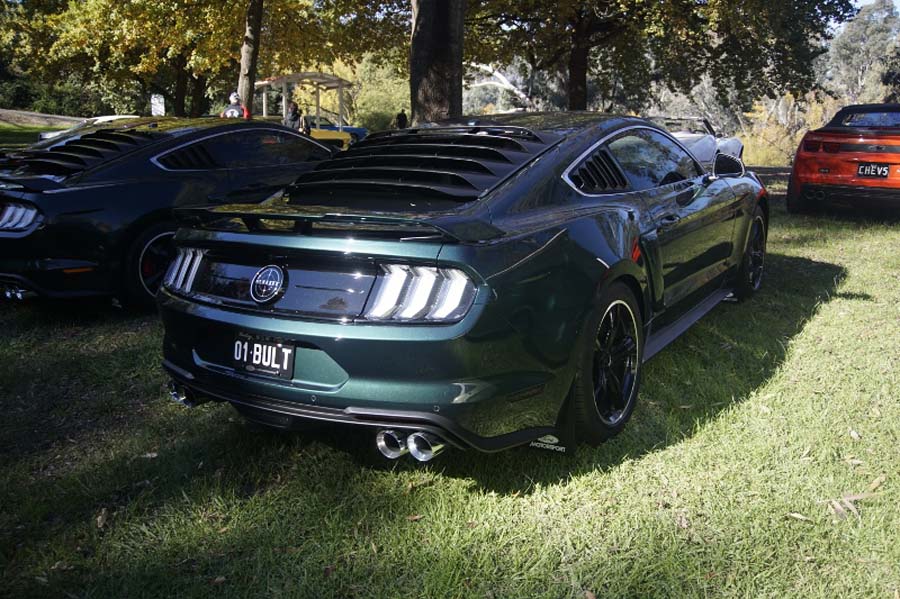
[255,72,353,129]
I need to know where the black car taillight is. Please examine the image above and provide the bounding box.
[822,142,840,153]
[0,202,40,232]
[802,140,821,152]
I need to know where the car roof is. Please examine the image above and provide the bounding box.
[436,111,627,136]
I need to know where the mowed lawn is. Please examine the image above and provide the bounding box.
[1,178,898,598]
[0,123,58,148]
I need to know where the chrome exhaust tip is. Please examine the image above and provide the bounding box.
[407,431,445,462]
[2,285,31,301]
[375,429,409,459]
[167,380,199,408]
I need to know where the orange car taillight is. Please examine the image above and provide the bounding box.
[802,140,820,152]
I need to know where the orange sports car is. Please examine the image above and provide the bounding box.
[787,103,900,212]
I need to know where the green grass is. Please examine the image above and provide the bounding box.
[0,123,59,149]
[1,180,898,598]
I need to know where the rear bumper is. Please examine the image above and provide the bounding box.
[158,289,569,451]
[793,182,900,207]
[0,258,108,298]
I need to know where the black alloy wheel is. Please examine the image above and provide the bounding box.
[735,205,767,300]
[570,282,644,445]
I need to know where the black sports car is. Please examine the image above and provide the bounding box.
[0,118,333,307]
[159,112,769,460]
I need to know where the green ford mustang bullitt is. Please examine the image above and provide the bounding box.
[159,112,769,461]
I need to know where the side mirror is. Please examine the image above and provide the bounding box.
[713,153,746,178]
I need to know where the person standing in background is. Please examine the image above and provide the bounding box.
[395,108,408,129]
[221,92,250,119]
[283,101,301,130]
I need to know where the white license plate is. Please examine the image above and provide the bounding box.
[233,333,294,379]
[857,163,890,178]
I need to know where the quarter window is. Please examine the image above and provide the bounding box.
[607,129,701,191]
[197,130,329,168]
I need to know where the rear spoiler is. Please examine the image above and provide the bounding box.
[173,204,504,243]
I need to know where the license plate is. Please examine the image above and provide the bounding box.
[857,163,890,178]
[232,333,294,379]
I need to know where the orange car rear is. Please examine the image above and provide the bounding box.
[787,103,900,212]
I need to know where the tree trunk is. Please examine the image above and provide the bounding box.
[567,38,589,110]
[189,74,209,117]
[237,0,265,116]
[172,55,188,117]
[410,0,466,124]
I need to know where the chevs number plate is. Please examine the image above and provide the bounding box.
[857,163,890,178]
[233,333,295,379]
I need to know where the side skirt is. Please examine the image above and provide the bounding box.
[643,288,732,362]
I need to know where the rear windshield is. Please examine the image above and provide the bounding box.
[840,112,900,128]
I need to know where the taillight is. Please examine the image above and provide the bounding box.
[802,140,820,152]
[164,247,205,293]
[0,202,40,232]
[363,264,477,323]
[822,142,840,153]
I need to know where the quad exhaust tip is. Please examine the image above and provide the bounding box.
[1,285,33,301]
[167,380,201,408]
[375,429,446,462]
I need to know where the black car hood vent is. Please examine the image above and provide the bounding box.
[569,148,628,193]
[1,129,163,178]
[290,126,556,204]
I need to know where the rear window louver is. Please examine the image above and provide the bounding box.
[569,148,628,193]
[157,144,219,170]
[10,128,162,178]
[291,126,554,202]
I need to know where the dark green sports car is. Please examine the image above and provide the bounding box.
[159,112,768,461]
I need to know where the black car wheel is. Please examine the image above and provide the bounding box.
[570,282,644,446]
[734,206,767,300]
[122,221,177,309]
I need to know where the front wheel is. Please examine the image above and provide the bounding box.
[570,282,644,446]
[734,205,767,300]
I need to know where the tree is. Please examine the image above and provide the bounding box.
[468,0,857,111]
[410,0,467,123]
[826,0,899,103]
[237,0,265,114]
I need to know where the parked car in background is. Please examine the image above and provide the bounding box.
[0,118,333,307]
[651,116,743,167]
[37,115,140,141]
[159,113,769,461]
[787,103,900,212]
[305,114,368,143]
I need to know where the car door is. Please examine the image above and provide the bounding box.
[607,127,738,318]
[196,129,331,203]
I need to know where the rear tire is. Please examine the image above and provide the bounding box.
[120,221,177,311]
[785,179,808,214]
[570,282,644,446]
[734,205,767,301]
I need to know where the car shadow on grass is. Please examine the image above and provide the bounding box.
[424,251,849,493]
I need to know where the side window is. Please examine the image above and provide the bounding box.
[198,130,329,168]
[608,129,701,191]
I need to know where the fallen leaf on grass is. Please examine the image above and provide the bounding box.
[786,512,813,522]
[675,513,691,529]
[849,429,861,440]
[211,576,226,585]
[324,565,336,577]
[829,500,847,520]
[96,508,108,529]
[407,514,424,522]
[844,455,863,467]
[584,592,597,599]
[869,475,886,491]
[800,446,812,460]
[466,520,478,529]
[140,452,158,459]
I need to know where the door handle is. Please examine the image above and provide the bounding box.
[657,214,681,230]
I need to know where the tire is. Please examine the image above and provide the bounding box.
[121,221,177,310]
[734,205,767,301]
[570,282,644,446]
[785,179,808,214]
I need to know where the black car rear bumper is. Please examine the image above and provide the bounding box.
[0,258,108,299]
